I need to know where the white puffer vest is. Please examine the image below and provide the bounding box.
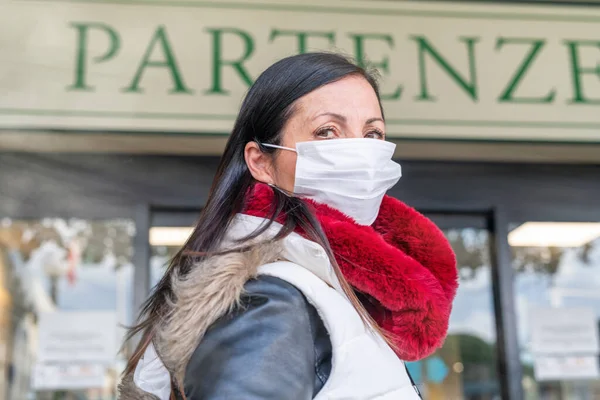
[134,214,421,399]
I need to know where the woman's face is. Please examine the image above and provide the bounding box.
[245,75,385,192]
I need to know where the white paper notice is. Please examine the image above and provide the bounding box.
[33,363,105,390]
[37,311,117,364]
[534,356,600,382]
[530,308,600,355]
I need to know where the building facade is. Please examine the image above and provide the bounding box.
[1,0,600,399]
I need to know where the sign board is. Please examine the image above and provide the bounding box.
[32,363,106,390]
[37,311,117,364]
[1,0,600,142]
[534,356,600,382]
[530,307,600,355]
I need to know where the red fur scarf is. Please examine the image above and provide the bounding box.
[243,183,458,361]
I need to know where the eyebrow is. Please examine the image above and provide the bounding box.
[313,112,347,122]
[366,117,385,124]
[313,113,385,124]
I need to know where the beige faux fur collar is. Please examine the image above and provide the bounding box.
[118,241,283,399]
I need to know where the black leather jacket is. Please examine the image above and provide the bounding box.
[183,275,333,399]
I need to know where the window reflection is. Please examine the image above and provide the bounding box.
[150,244,178,290]
[511,222,600,400]
[150,225,196,289]
[0,218,134,400]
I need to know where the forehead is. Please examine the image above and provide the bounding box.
[294,75,382,120]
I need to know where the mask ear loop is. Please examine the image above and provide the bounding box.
[261,143,296,152]
[252,139,296,198]
[253,139,269,153]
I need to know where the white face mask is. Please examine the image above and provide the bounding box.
[262,138,402,226]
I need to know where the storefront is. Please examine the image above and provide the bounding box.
[1,0,600,399]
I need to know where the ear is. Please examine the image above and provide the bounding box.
[244,142,276,184]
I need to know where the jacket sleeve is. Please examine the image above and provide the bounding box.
[183,276,316,400]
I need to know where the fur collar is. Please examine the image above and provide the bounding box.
[244,184,458,361]
[155,241,283,381]
[119,241,283,399]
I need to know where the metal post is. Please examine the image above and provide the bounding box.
[489,208,524,400]
[131,204,151,348]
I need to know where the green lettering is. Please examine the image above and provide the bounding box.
[496,38,555,103]
[349,33,402,101]
[269,30,335,54]
[565,40,600,104]
[412,36,479,102]
[123,26,191,94]
[68,22,120,91]
[205,28,254,95]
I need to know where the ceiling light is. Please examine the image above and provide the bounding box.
[149,227,193,247]
[508,222,600,248]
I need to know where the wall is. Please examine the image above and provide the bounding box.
[1,153,599,222]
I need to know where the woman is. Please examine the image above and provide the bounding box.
[119,52,457,399]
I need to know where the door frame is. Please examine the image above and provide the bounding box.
[425,210,522,400]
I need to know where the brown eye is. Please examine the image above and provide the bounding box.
[365,129,385,140]
[315,126,337,139]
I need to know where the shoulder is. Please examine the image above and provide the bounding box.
[226,274,323,341]
[193,275,322,350]
[242,274,312,309]
[184,275,332,398]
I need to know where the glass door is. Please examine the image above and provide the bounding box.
[406,213,501,400]
[149,209,201,290]
[509,220,600,400]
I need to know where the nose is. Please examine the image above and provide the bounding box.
[343,126,364,139]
